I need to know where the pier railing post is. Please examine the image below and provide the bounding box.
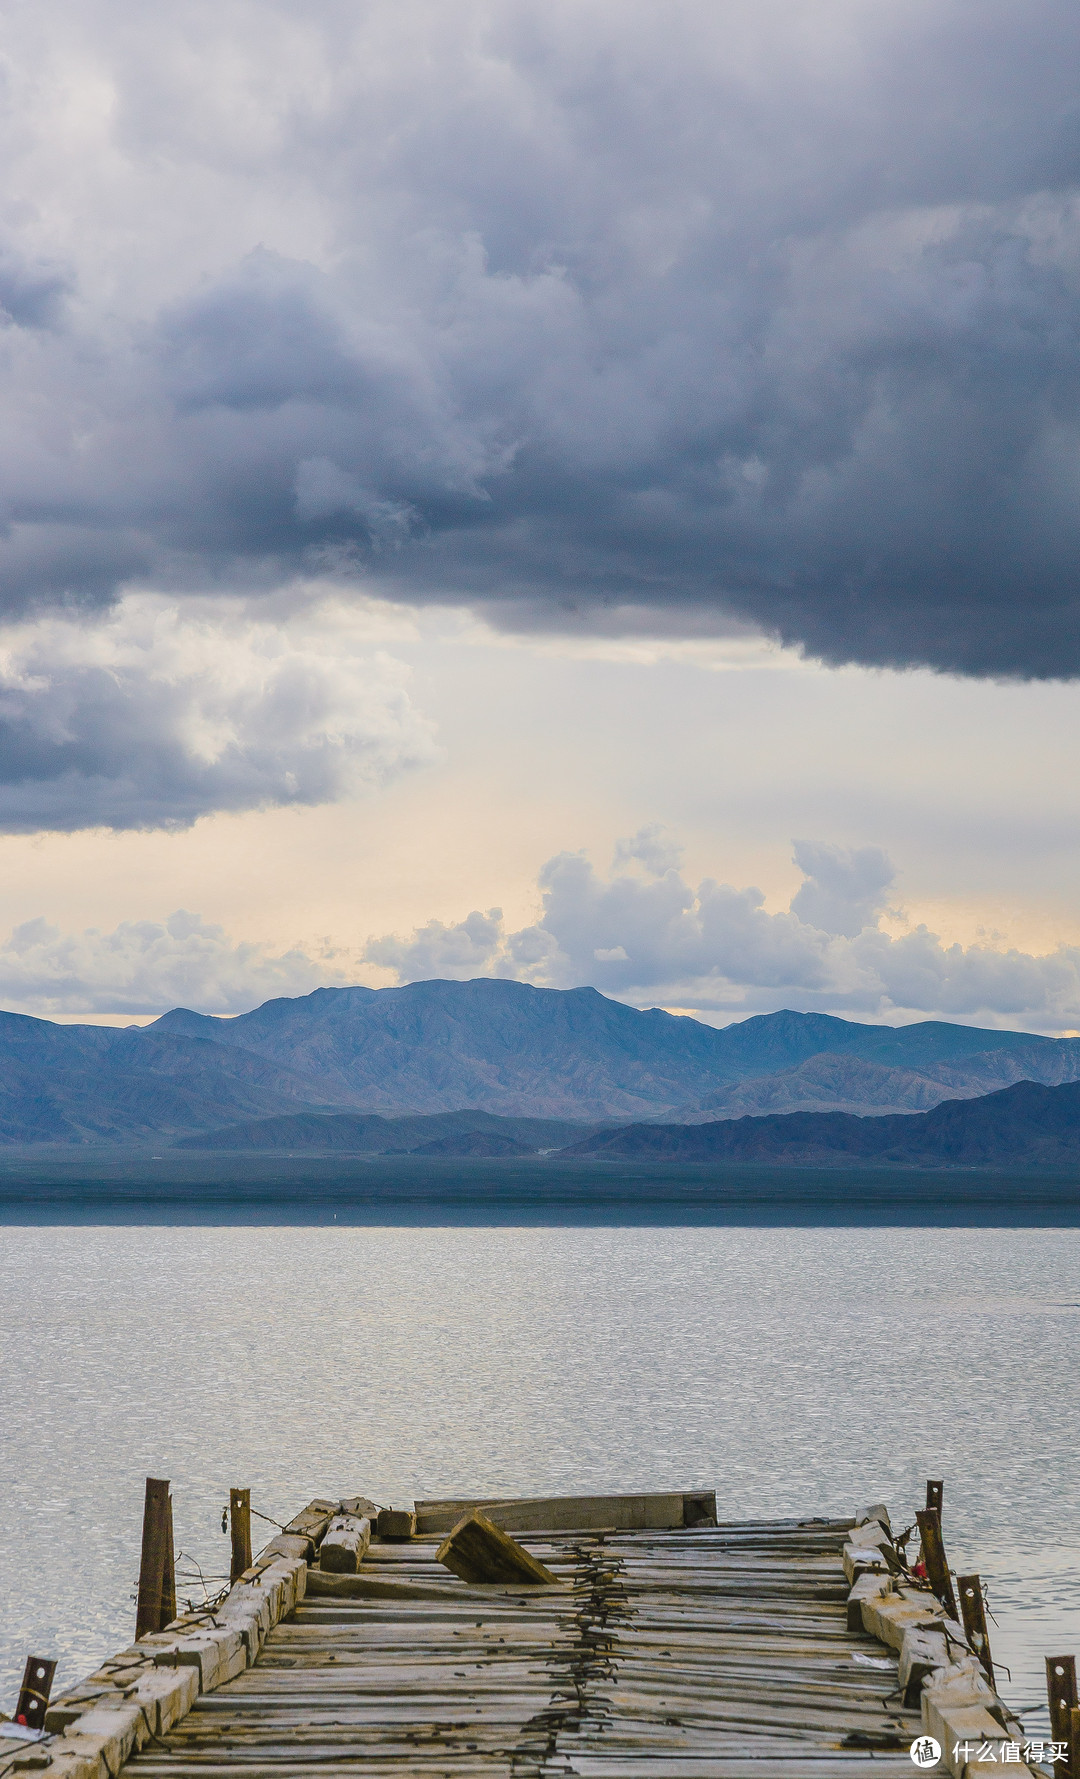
[135,1477,177,1639]
[915,1508,959,1621]
[230,1488,252,1583]
[957,1575,995,1688]
[1046,1656,1077,1774]
[14,1656,56,1731]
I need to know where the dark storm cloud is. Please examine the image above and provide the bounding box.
[6,0,1080,671]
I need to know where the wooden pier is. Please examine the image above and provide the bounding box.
[0,1487,1044,1779]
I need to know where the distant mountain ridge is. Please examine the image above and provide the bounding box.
[0,1016,353,1143]
[150,982,1079,1123]
[562,1079,1080,1169]
[0,978,1075,1144]
[173,1109,593,1155]
[674,1039,1080,1121]
[151,980,739,1119]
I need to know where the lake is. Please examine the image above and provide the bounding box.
[1,1204,1077,1738]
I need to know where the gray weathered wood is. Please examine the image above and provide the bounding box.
[436,1510,562,1585]
[60,1492,1016,1779]
[318,1513,371,1573]
[377,1507,418,1539]
[415,1490,706,1534]
[282,1498,338,1547]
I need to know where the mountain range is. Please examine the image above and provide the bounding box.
[563,1079,1080,1170]
[0,976,1077,1148]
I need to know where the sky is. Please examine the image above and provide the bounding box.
[1,0,1080,1030]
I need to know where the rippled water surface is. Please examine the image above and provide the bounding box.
[1,1222,1077,1732]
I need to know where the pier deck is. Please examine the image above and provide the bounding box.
[122,1515,919,1779]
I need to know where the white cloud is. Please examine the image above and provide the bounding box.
[0,909,346,1016]
[0,592,437,830]
[364,907,504,980]
[788,840,895,938]
[612,824,684,877]
[365,834,1080,1032]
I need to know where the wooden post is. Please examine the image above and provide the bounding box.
[1047,1658,1078,1774]
[957,1574,995,1688]
[1070,1704,1080,1779]
[230,1488,252,1583]
[926,1479,944,1516]
[14,1656,56,1731]
[915,1508,958,1620]
[162,1487,176,1626]
[135,1477,176,1639]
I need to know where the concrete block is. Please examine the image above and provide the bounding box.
[844,1540,891,1583]
[855,1503,893,1531]
[260,1533,314,1563]
[60,1697,145,1777]
[151,1627,247,1691]
[899,1625,952,1705]
[132,1664,199,1735]
[862,1589,943,1650]
[847,1571,890,1631]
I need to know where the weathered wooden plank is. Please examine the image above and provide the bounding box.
[305,1569,466,1602]
[414,1491,707,1534]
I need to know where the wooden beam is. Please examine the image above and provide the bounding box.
[377,1509,417,1540]
[415,1490,708,1535]
[319,1513,372,1574]
[136,1477,176,1639]
[229,1489,252,1585]
[436,1510,563,1586]
[282,1499,338,1546]
[925,1480,944,1516]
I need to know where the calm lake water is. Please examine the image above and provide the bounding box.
[1,1219,1077,1736]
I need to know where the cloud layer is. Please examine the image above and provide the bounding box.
[367,834,1080,1032]
[1,1,1080,672]
[0,910,346,1016]
[0,595,434,829]
[9,832,1080,1025]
